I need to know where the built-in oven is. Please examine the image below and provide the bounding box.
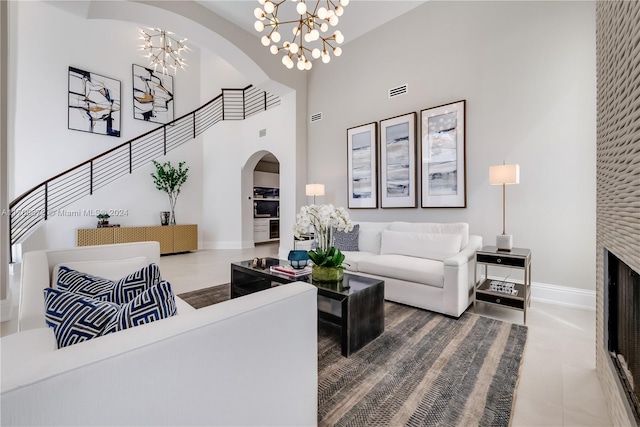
[269,219,279,239]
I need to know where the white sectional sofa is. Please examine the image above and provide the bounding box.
[342,222,482,317]
[1,242,318,427]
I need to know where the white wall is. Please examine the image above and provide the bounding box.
[201,91,297,254]
[307,1,597,291]
[1,0,9,308]
[9,1,309,257]
[11,1,203,197]
[9,1,206,250]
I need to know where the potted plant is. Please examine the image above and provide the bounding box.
[151,160,189,225]
[293,204,353,282]
[97,212,110,228]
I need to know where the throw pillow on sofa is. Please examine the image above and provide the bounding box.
[388,222,469,250]
[57,263,162,304]
[51,256,149,288]
[332,224,359,252]
[380,230,462,261]
[44,288,121,348]
[102,281,177,335]
[44,281,177,349]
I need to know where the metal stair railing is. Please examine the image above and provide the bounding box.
[8,85,280,262]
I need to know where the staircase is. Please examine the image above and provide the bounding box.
[8,85,280,262]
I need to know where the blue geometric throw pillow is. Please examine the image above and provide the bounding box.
[109,264,162,304]
[44,288,120,349]
[102,281,177,335]
[55,266,113,301]
[57,264,162,304]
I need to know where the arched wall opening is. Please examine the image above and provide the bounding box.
[201,90,297,256]
[243,151,280,247]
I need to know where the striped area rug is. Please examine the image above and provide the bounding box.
[179,285,527,425]
[318,302,527,427]
[177,284,230,309]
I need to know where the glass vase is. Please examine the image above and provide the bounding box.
[312,265,344,282]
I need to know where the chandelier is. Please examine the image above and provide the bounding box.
[254,0,349,71]
[139,28,190,75]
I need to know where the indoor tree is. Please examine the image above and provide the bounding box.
[151,160,189,225]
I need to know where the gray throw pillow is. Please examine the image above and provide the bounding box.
[332,224,359,252]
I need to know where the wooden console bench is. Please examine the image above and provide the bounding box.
[77,224,197,255]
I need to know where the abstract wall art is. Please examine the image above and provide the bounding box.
[68,67,121,137]
[132,64,174,124]
[420,100,466,208]
[347,122,378,209]
[380,112,417,208]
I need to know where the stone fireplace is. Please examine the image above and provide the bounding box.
[596,2,640,425]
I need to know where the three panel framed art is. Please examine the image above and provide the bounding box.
[346,100,466,209]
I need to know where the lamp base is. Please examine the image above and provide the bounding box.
[496,234,513,251]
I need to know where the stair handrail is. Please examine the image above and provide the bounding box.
[8,84,280,261]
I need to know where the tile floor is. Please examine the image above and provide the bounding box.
[2,243,613,426]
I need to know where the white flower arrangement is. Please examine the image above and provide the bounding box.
[293,204,353,251]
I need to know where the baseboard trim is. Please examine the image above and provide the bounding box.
[487,275,595,311]
[531,282,595,311]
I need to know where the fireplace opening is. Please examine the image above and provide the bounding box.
[606,249,640,423]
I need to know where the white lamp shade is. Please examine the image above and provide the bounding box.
[489,164,520,185]
[305,183,325,197]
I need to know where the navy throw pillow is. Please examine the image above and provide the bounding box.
[44,288,120,349]
[57,263,162,304]
[44,280,178,349]
[102,281,177,335]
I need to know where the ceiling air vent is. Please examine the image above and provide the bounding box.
[388,84,408,99]
[259,129,267,137]
[310,112,323,123]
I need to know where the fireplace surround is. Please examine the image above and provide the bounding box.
[596,1,640,425]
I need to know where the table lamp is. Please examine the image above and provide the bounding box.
[305,183,325,204]
[489,164,520,251]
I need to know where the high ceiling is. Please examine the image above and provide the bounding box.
[196,1,427,46]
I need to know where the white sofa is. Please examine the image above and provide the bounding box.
[342,222,482,317]
[1,242,318,427]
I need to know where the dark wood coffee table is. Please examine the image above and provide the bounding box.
[231,258,385,357]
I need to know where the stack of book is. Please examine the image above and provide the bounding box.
[489,280,518,295]
[270,265,312,277]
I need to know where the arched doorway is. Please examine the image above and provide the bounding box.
[241,150,281,248]
[253,153,280,245]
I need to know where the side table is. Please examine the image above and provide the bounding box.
[474,246,531,324]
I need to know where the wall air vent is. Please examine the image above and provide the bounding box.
[389,84,408,98]
[310,112,323,123]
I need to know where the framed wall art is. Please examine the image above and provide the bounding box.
[132,64,174,124]
[380,112,417,208]
[421,100,466,208]
[68,66,121,137]
[347,122,378,209]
